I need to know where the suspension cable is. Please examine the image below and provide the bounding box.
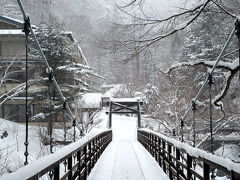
[47,69,54,153]
[180,118,184,142]
[235,18,240,81]
[23,15,30,166]
[208,74,214,154]
[174,19,237,132]
[208,73,215,180]
[192,100,197,147]
[16,0,82,132]
[63,101,67,142]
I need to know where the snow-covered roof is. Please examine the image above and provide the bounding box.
[0,15,36,29]
[0,29,24,35]
[0,15,24,28]
[78,93,102,109]
[111,97,140,103]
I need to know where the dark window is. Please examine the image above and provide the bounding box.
[33,104,42,116]
[3,104,32,122]
[19,105,26,122]
[0,42,2,56]
[3,104,18,121]
[0,105,3,118]
[7,67,25,83]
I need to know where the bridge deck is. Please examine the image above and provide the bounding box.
[88,115,169,180]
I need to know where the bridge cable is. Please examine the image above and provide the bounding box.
[192,100,197,177]
[208,73,215,179]
[180,118,184,142]
[23,15,30,166]
[16,0,82,132]
[63,100,67,142]
[47,68,54,153]
[174,18,237,139]
[192,100,197,148]
[235,19,240,81]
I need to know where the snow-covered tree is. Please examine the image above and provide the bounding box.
[29,16,92,123]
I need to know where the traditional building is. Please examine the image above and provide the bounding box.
[0,16,104,123]
[0,16,29,122]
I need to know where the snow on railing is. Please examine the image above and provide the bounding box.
[0,130,112,180]
[138,129,240,180]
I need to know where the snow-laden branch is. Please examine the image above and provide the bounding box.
[163,58,239,108]
[113,0,212,54]
[0,78,45,106]
[196,115,235,147]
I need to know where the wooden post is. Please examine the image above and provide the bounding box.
[83,146,87,180]
[203,160,210,180]
[162,141,166,173]
[88,142,92,175]
[109,102,112,129]
[53,164,60,180]
[68,156,73,180]
[230,170,240,180]
[168,144,173,180]
[137,102,141,128]
[186,154,192,180]
[158,138,162,167]
[77,150,81,178]
[176,148,180,180]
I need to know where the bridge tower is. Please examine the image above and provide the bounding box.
[107,98,143,128]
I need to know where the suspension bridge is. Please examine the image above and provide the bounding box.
[1,0,240,179]
[1,113,240,180]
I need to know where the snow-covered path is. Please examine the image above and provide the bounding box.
[88,115,169,180]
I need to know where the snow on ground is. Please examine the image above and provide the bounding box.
[0,109,109,176]
[88,114,169,180]
[0,118,66,175]
[0,119,48,173]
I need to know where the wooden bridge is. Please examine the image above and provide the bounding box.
[1,1,240,180]
[2,114,240,180]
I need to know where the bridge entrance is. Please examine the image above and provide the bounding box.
[107,98,143,129]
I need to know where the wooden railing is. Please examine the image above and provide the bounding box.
[137,129,240,180]
[2,130,112,180]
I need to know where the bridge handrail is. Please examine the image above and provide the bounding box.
[138,129,240,180]
[1,130,112,180]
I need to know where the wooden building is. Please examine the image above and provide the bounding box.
[0,16,104,123]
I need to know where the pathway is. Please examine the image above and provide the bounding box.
[88,115,169,180]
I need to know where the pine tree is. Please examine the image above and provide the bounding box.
[29,16,91,122]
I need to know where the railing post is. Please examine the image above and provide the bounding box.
[155,136,159,162]
[150,134,153,156]
[176,148,180,180]
[68,156,73,180]
[91,139,96,169]
[162,140,166,173]
[83,146,87,180]
[203,160,210,180]
[53,164,60,180]
[168,144,173,180]
[77,150,81,178]
[137,101,141,128]
[152,135,156,158]
[88,141,92,175]
[230,170,240,180]
[109,102,112,128]
[97,136,100,159]
[158,138,162,167]
[187,154,192,180]
[148,133,151,152]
